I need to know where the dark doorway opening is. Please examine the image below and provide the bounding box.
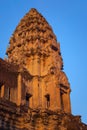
[26,93,32,108]
[45,94,50,108]
[60,92,64,110]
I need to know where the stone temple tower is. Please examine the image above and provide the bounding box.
[7,9,71,113]
[6,8,71,113]
[1,8,86,130]
[3,8,87,130]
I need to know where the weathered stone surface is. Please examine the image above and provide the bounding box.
[6,8,63,71]
[0,105,87,130]
[3,8,72,113]
[0,8,87,130]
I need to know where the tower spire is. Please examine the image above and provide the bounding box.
[5,8,71,112]
[6,8,62,69]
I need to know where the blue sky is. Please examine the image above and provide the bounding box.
[0,0,87,124]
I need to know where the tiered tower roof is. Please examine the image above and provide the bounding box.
[6,8,63,70]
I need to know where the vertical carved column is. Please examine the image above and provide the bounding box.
[32,77,39,108]
[32,56,34,75]
[66,89,71,113]
[17,74,21,106]
[1,85,4,98]
[38,78,42,108]
[41,78,47,109]
[33,55,35,75]
[35,54,42,108]
[41,56,43,76]
[33,55,40,75]
[56,85,61,110]
[62,89,71,113]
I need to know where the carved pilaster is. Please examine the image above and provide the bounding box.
[0,85,4,98]
[17,74,22,106]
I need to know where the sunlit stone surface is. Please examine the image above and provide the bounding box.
[0,8,87,130]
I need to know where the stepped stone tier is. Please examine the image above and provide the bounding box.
[0,8,87,130]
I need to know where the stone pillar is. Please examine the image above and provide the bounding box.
[55,86,61,110]
[41,56,44,76]
[66,89,71,113]
[41,79,46,109]
[49,82,55,110]
[17,74,22,106]
[38,78,42,108]
[0,85,4,98]
[33,55,41,75]
[31,56,34,75]
[32,77,39,108]
[29,96,33,108]
[26,56,33,74]
[62,89,71,113]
